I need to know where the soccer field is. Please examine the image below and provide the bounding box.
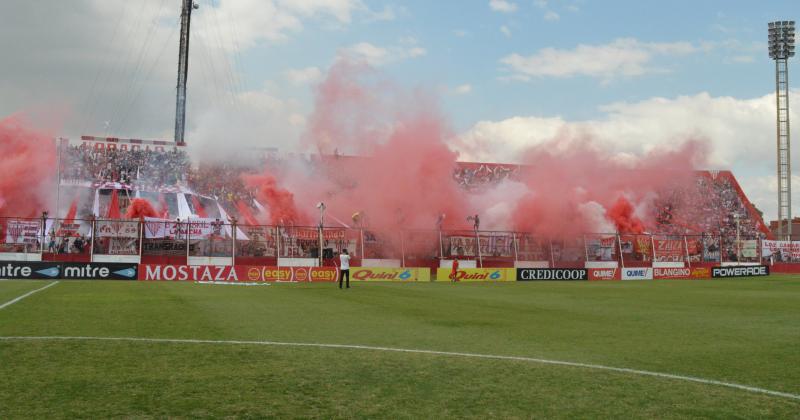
[1,278,799,418]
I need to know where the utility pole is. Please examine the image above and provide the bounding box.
[174,0,198,145]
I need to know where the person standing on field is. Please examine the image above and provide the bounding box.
[450,258,459,283]
[339,249,350,289]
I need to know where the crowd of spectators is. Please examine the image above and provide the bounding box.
[61,145,189,189]
[188,163,256,212]
[55,148,769,261]
[652,172,766,260]
[453,164,517,191]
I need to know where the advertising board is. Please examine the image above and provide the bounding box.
[435,268,515,282]
[138,265,338,282]
[350,267,430,282]
[516,268,588,281]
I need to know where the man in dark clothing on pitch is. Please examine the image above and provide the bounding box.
[339,249,350,289]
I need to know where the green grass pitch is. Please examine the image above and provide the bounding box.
[1,277,799,418]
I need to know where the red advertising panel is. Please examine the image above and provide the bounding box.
[654,267,691,279]
[138,265,338,282]
[588,268,620,280]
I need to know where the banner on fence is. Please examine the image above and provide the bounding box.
[435,268,515,282]
[653,239,684,262]
[287,228,345,241]
[586,236,616,261]
[740,240,758,258]
[143,218,224,240]
[96,220,139,238]
[761,240,800,262]
[350,267,430,282]
[449,235,514,258]
[4,220,41,244]
[108,238,139,255]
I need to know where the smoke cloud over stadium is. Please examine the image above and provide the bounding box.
[0,114,57,218]
[246,60,708,237]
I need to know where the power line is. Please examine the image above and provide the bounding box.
[79,0,131,135]
[107,0,170,135]
[92,0,149,135]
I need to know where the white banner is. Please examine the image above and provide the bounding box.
[449,235,514,257]
[761,240,800,261]
[96,220,139,238]
[740,240,758,259]
[143,217,223,240]
[5,220,41,244]
[109,238,139,255]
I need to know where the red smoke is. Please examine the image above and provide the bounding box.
[242,173,308,225]
[607,196,646,234]
[244,60,705,242]
[247,59,470,234]
[125,198,159,219]
[0,114,57,217]
[510,136,704,237]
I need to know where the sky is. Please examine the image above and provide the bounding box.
[0,0,798,223]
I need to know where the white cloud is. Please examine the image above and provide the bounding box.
[365,5,399,22]
[533,0,547,8]
[187,87,306,162]
[500,25,512,37]
[0,0,370,142]
[285,66,323,85]
[456,90,800,220]
[188,0,364,50]
[339,41,427,66]
[544,10,560,21]
[489,0,518,13]
[454,84,473,94]
[500,38,698,81]
[276,0,362,24]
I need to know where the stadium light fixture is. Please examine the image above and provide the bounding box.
[768,20,795,240]
[768,21,796,60]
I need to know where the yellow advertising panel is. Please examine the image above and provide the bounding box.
[435,268,515,282]
[350,267,430,282]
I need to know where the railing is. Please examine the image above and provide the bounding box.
[0,217,778,265]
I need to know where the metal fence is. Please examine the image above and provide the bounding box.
[0,217,774,265]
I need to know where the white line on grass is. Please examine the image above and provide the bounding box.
[0,335,798,402]
[0,281,59,310]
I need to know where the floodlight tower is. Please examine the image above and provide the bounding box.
[769,21,796,240]
[174,0,199,145]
